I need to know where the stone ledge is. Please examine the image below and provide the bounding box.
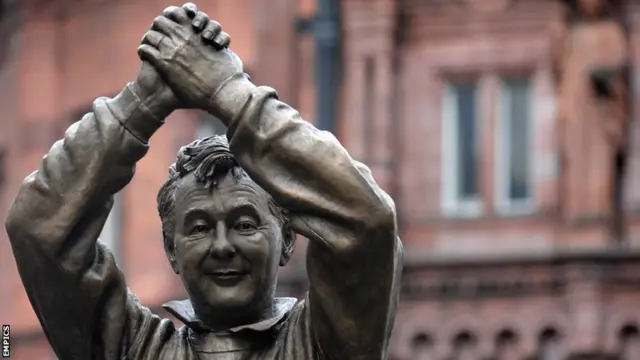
[404,246,640,268]
[401,246,640,301]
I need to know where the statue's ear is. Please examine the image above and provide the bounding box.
[165,241,180,274]
[279,225,296,267]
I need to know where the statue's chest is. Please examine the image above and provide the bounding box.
[186,329,283,360]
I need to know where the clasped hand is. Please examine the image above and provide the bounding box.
[134,3,245,115]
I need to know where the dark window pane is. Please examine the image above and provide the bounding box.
[539,330,564,360]
[455,83,478,199]
[620,325,640,360]
[505,78,531,201]
[453,332,477,360]
[412,333,434,360]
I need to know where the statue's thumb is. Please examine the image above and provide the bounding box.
[137,45,164,71]
[225,49,244,73]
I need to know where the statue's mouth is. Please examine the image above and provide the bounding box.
[208,269,247,276]
[205,269,249,286]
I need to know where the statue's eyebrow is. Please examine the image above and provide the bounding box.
[183,208,212,226]
[226,203,262,223]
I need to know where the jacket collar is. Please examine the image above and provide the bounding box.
[162,297,297,333]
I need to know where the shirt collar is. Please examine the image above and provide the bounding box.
[162,297,298,333]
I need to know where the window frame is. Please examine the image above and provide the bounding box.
[495,76,536,216]
[441,82,484,218]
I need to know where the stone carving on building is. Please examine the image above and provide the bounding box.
[397,255,640,359]
[550,0,631,241]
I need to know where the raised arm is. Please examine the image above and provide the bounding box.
[5,63,177,359]
[139,7,402,358]
[224,85,403,359]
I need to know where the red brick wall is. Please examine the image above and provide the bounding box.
[337,1,640,358]
[341,0,640,254]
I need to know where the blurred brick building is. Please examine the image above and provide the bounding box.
[2,0,640,359]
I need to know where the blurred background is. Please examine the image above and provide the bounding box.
[1,0,640,359]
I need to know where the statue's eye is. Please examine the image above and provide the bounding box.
[234,221,257,233]
[189,224,210,235]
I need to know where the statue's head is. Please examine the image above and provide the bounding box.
[157,135,295,325]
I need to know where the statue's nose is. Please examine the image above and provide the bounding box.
[209,222,236,259]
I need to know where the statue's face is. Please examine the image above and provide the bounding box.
[171,172,284,321]
[578,0,606,18]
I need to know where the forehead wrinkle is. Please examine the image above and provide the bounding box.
[175,174,271,216]
[215,183,271,216]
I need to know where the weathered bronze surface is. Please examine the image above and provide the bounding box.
[5,4,402,359]
[550,0,631,238]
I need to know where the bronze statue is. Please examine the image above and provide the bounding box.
[550,0,631,240]
[5,3,402,359]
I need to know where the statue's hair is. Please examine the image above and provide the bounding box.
[157,135,290,263]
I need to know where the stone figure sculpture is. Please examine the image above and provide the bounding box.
[550,0,631,240]
[5,3,403,359]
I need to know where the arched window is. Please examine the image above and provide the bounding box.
[412,332,434,360]
[453,331,478,360]
[620,324,640,360]
[538,328,565,360]
[495,329,519,360]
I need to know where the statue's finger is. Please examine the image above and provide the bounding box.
[182,3,198,18]
[213,32,231,49]
[140,30,165,49]
[152,16,180,36]
[137,44,162,68]
[192,11,210,31]
[201,20,222,42]
[161,6,180,20]
[162,5,190,24]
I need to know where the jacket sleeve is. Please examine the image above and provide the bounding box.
[5,83,175,359]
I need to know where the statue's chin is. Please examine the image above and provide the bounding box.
[205,293,255,311]
[185,274,277,327]
[206,282,269,313]
[196,293,274,330]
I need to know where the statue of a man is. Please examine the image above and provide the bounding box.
[5,4,402,359]
[550,0,630,237]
